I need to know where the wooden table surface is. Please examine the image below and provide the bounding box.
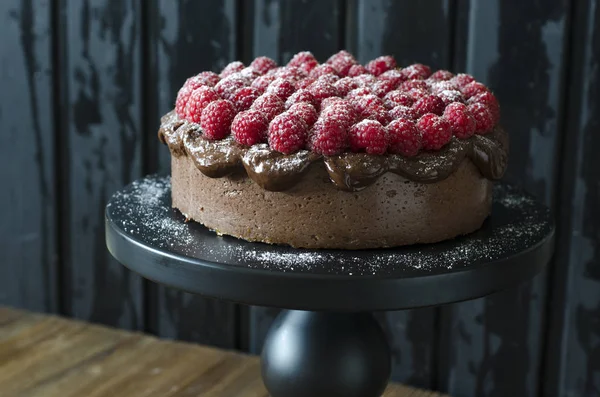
[0,307,448,396]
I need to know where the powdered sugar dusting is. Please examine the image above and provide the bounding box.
[107,177,552,277]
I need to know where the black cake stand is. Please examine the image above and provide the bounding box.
[105,176,554,397]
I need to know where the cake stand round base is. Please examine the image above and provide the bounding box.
[262,311,390,397]
[105,175,555,396]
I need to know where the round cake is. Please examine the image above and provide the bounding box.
[159,51,508,249]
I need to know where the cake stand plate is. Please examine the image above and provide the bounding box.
[105,175,554,397]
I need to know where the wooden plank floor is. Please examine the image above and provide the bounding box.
[0,307,448,396]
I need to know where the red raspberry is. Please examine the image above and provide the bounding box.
[317,74,340,85]
[372,79,396,98]
[240,67,261,81]
[268,112,308,154]
[220,61,245,78]
[309,117,348,155]
[468,103,494,134]
[353,74,377,87]
[250,56,278,74]
[288,102,318,127]
[320,100,357,128]
[378,69,405,88]
[309,64,338,79]
[308,80,339,106]
[285,89,316,109]
[273,66,306,81]
[326,50,357,76]
[387,118,422,156]
[400,80,428,92]
[400,64,432,80]
[406,88,429,101]
[334,77,360,97]
[349,119,388,154]
[251,75,276,94]
[389,105,420,121]
[413,94,445,117]
[183,86,220,123]
[452,73,476,89]
[383,91,413,109]
[417,113,452,150]
[347,86,373,98]
[266,78,296,100]
[347,64,368,77]
[443,102,476,139]
[429,80,460,94]
[295,77,316,90]
[321,96,345,109]
[250,93,285,121]
[351,94,389,125]
[231,86,260,112]
[189,71,221,87]
[437,89,464,106]
[215,75,248,100]
[231,109,268,146]
[287,51,319,73]
[462,82,489,99]
[429,70,454,81]
[365,55,397,76]
[175,85,194,118]
[469,91,500,123]
[200,99,236,140]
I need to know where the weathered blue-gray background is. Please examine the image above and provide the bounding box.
[1,0,598,396]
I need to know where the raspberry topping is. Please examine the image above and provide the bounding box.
[251,75,276,94]
[401,79,428,91]
[326,50,357,76]
[349,119,388,154]
[184,86,220,123]
[383,90,413,109]
[401,63,432,80]
[443,102,476,139]
[287,51,319,73]
[250,56,278,75]
[378,69,406,88]
[320,100,356,128]
[468,103,494,134]
[285,89,317,109]
[316,74,340,85]
[429,70,454,81]
[295,77,316,90]
[268,112,309,154]
[309,64,338,79]
[413,94,445,117]
[389,105,420,121]
[192,71,220,87]
[288,102,318,127]
[387,118,422,156]
[308,80,339,106]
[239,67,261,81]
[310,117,348,155]
[365,56,397,76]
[231,86,260,112]
[215,75,248,100]
[437,89,465,106]
[429,80,460,94]
[406,87,429,101]
[231,109,268,146]
[372,79,397,98]
[461,82,489,99]
[348,64,368,77]
[220,61,245,78]
[347,86,373,98]
[201,99,236,140]
[351,94,389,125]
[469,91,500,123]
[334,77,360,97]
[417,113,452,150]
[353,74,377,87]
[250,93,285,121]
[266,78,296,100]
[175,85,194,119]
[452,73,476,89]
[272,66,306,81]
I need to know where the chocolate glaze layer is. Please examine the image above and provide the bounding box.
[158,110,509,192]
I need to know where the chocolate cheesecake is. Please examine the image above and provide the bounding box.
[159,51,508,249]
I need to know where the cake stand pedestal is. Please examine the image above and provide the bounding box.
[105,176,554,397]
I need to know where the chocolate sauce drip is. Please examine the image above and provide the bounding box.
[159,110,509,192]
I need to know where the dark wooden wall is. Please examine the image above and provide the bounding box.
[1,0,598,395]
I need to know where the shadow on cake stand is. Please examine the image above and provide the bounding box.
[105,175,554,397]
